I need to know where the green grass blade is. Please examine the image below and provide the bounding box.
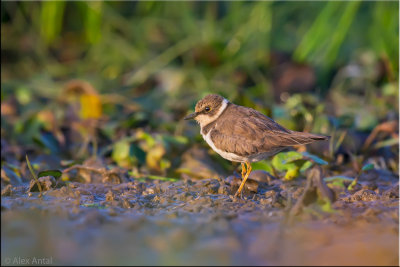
[40,1,66,45]
[26,154,43,195]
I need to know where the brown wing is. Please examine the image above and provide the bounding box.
[211,104,328,157]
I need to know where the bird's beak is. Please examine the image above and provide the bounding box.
[184,112,198,120]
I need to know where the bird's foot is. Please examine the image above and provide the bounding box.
[233,189,245,199]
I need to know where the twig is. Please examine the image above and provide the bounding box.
[26,155,42,197]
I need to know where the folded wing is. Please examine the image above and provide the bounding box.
[211,105,328,157]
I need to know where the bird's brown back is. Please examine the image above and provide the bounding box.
[208,103,328,157]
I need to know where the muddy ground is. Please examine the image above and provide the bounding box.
[1,168,399,266]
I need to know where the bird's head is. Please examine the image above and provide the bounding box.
[184,94,229,127]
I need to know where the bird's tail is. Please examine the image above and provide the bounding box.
[279,131,330,146]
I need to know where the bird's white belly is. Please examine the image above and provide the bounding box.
[202,131,247,162]
[201,130,280,163]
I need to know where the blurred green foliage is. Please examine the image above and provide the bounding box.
[2,1,398,88]
[1,1,399,181]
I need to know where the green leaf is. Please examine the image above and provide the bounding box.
[324,175,354,188]
[357,113,379,131]
[319,197,337,213]
[16,87,32,104]
[112,139,131,167]
[37,170,62,179]
[160,159,171,171]
[299,160,313,172]
[302,151,328,165]
[284,167,300,180]
[252,160,274,173]
[147,175,179,182]
[324,176,354,183]
[347,178,358,191]
[373,138,399,149]
[112,138,144,168]
[136,131,156,147]
[330,180,346,188]
[290,158,307,167]
[272,151,303,171]
[282,151,304,164]
[361,163,374,172]
[131,143,146,165]
[272,151,316,179]
[161,135,189,146]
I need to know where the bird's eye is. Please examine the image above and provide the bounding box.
[205,107,210,112]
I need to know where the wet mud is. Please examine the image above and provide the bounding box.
[1,169,399,265]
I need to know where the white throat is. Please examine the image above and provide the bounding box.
[197,98,229,128]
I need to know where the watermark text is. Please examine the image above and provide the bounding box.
[3,256,53,265]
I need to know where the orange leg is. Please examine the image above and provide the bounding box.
[241,162,246,178]
[234,162,252,198]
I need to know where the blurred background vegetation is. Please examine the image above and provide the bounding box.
[1,1,399,183]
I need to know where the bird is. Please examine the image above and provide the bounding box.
[184,94,329,198]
